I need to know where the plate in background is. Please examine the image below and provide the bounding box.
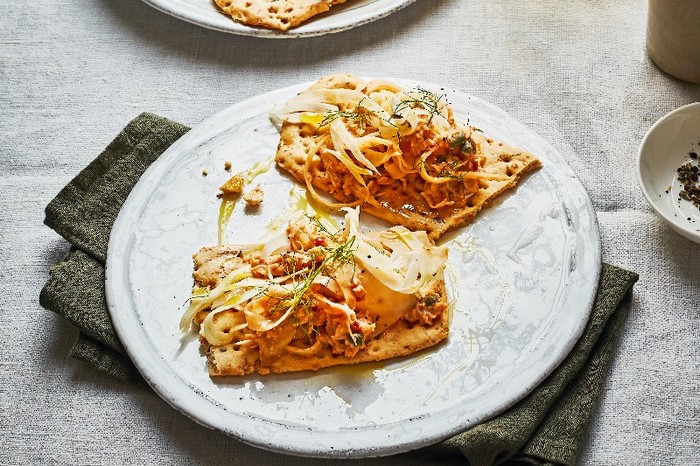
[105,78,601,457]
[141,0,418,38]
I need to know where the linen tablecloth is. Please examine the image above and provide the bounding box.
[1,1,698,464]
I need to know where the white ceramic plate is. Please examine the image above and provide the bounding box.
[140,0,418,38]
[106,79,601,458]
[637,102,700,243]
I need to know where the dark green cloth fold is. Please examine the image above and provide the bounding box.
[432,263,636,466]
[40,112,189,383]
[39,113,638,465]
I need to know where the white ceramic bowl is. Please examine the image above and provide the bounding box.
[637,102,700,243]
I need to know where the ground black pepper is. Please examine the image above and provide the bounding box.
[676,152,700,210]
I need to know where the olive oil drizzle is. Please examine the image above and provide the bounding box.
[216,155,275,245]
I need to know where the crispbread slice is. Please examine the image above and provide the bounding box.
[202,281,450,376]
[274,74,542,240]
[276,123,542,241]
[192,242,450,377]
[214,0,348,31]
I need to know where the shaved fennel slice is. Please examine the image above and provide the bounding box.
[324,148,372,186]
[328,119,378,173]
[270,88,366,130]
[261,232,291,259]
[179,265,252,331]
[245,300,295,333]
[311,88,367,106]
[403,108,421,131]
[342,207,447,295]
[416,151,457,185]
[354,133,398,167]
[269,100,337,131]
[357,95,393,123]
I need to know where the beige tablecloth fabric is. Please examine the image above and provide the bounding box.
[1,0,699,464]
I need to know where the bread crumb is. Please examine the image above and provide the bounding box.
[224,161,232,171]
[202,169,208,177]
[243,185,264,207]
[219,173,244,196]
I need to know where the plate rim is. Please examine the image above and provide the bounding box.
[105,78,601,457]
[139,0,419,38]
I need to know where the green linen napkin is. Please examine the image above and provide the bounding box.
[40,113,189,382]
[39,113,639,465]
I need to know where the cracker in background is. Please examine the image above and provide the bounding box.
[214,0,348,31]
